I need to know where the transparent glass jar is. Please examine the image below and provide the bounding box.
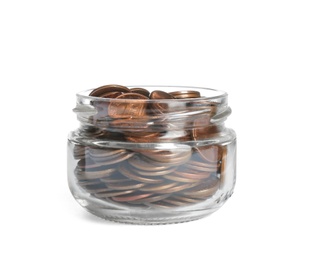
[67,86,236,224]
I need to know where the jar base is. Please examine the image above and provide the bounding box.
[72,191,232,225]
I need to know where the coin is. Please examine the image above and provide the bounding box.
[130,87,150,97]
[150,90,174,99]
[108,93,148,118]
[89,84,130,97]
[169,90,201,99]
[112,193,153,202]
[156,182,198,194]
[118,164,163,184]
[174,170,212,180]
[128,156,172,172]
[106,180,145,190]
[75,168,116,180]
[94,190,134,198]
[164,174,201,183]
[101,91,123,98]
[183,176,220,198]
[139,182,178,192]
[91,152,135,165]
[128,194,170,204]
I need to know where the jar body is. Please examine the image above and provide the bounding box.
[67,86,236,224]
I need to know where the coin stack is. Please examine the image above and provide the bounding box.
[73,84,227,208]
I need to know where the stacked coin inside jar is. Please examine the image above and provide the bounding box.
[72,84,229,208]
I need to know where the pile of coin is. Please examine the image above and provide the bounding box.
[72,84,227,208]
[74,144,226,208]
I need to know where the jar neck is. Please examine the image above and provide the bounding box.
[73,86,231,142]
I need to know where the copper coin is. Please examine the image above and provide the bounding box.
[90,150,131,163]
[139,182,178,192]
[183,176,220,198]
[139,148,192,164]
[112,193,152,202]
[108,93,148,118]
[91,152,135,165]
[169,90,201,99]
[128,156,172,171]
[77,158,107,169]
[129,165,176,176]
[130,87,150,97]
[89,84,130,97]
[107,180,145,190]
[150,90,174,99]
[174,170,212,180]
[118,164,163,184]
[89,148,127,158]
[94,190,134,198]
[128,194,170,204]
[196,145,223,163]
[156,182,198,194]
[164,174,201,183]
[170,195,202,204]
[187,158,220,168]
[184,163,218,173]
[101,91,123,98]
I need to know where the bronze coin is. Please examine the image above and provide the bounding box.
[94,190,134,198]
[196,145,223,163]
[169,90,201,99]
[89,84,130,97]
[130,87,150,97]
[118,164,163,184]
[108,93,148,118]
[112,193,153,202]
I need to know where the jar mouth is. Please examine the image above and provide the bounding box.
[76,85,227,102]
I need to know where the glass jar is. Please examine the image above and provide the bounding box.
[67,86,236,224]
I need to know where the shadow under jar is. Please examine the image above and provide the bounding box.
[67,85,236,224]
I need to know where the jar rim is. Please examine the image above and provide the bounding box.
[76,85,227,102]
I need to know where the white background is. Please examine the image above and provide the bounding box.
[0,0,308,259]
